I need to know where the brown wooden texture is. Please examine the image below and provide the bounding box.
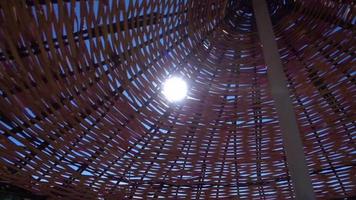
[0,0,354,199]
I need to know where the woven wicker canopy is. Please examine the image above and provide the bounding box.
[0,0,354,199]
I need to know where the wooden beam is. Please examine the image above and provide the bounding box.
[252,0,316,199]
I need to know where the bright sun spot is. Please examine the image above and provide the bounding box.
[162,77,187,102]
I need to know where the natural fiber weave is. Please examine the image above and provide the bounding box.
[0,0,354,199]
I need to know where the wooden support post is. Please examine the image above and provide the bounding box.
[252,0,316,199]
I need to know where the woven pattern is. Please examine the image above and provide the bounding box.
[0,0,354,199]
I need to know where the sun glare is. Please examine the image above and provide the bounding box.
[162,77,188,102]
